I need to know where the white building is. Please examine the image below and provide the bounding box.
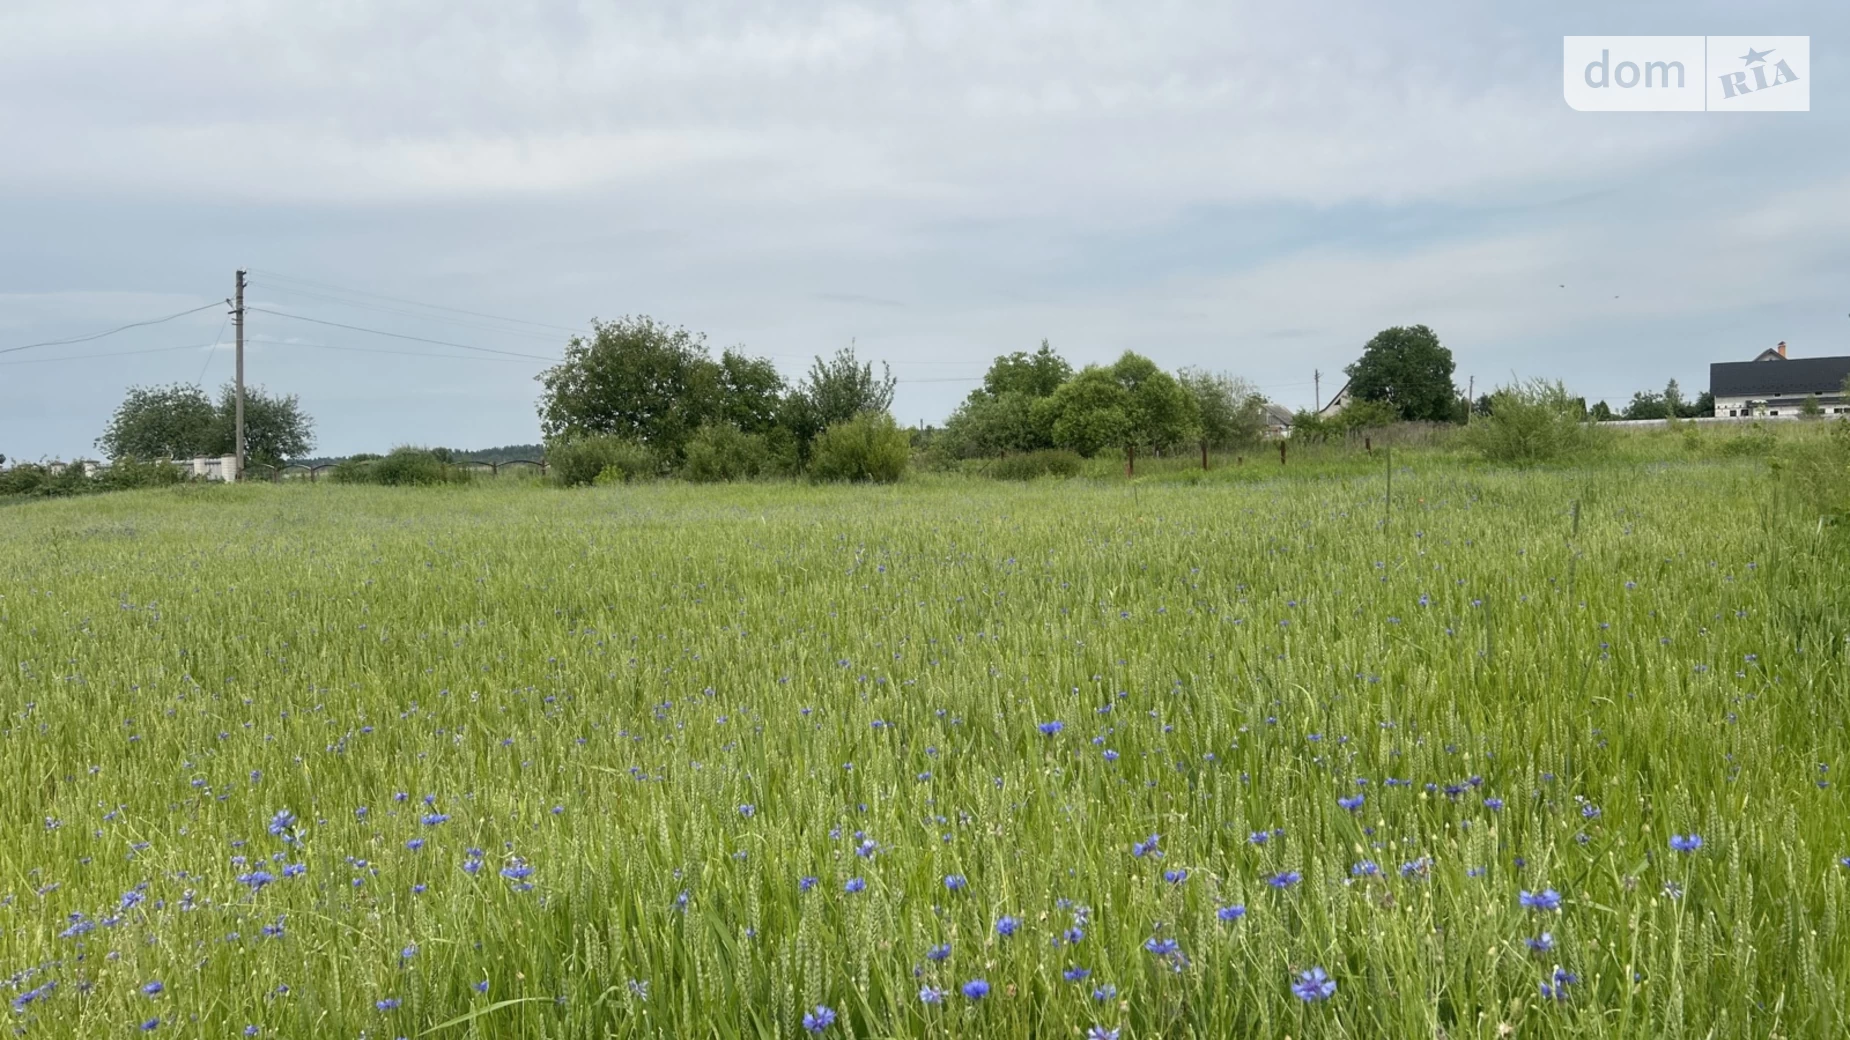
[1710,342,1850,418]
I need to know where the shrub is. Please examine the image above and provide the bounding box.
[682,424,773,483]
[331,448,472,486]
[549,434,658,487]
[1464,380,1602,463]
[986,449,1083,481]
[807,412,910,483]
[95,457,186,491]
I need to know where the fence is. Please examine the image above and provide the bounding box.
[275,458,548,481]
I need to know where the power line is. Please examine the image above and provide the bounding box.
[0,301,225,356]
[277,339,552,365]
[246,269,585,336]
[0,342,218,367]
[244,308,562,362]
[194,311,232,385]
[248,280,582,344]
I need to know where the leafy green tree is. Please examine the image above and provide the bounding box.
[1589,400,1614,422]
[1464,379,1603,462]
[1040,352,1199,458]
[536,317,723,458]
[981,340,1071,398]
[206,383,315,466]
[1344,325,1458,422]
[716,350,787,434]
[1624,391,1667,420]
[1177,368,1266,451]
[96,383,217,460]
[937,341,1074,459]
[801,344,895,428]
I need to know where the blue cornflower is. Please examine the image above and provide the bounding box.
[1268,870,1302,888]
[1087,1027,1120,1040]
[267,810,295,838]
[1144,937,1179,957]
[1064,926,1085,944]
[926,944,951,962]
[421,813,449,826]
[1484,797,1504,811]
[238,870,277,890]
[1292,967,1336,1002]
[801,1005,836,1033]
[244,1027,260,1037]
[1520,889,1562,912]
[1669,834,1703,853]
[1217,905,1247,922]
[1163,869,1187,884]
[400,945,417,961]
[1337,794,1364,811]
[1039,721,1065,736]
[996,915,1021,937]
[474,981,490,994]
[1064,966,1092,982]
[1131,834,1160,858]
[1526,932,1555,953]
[943,874,966,891]
[844,877,865,893]
[855,839,877,858]
[738,805,756,818]
[1248,831,1269,845]
[918,985,945,1005]
[141,981,164,997]
[405,839,424,852]
[376,998,401,1011]
[1352,860,1380,877]
[799,876,819,892]
[500,862,534,881]
[961,979,989,1000]
[140,1019,159,1032]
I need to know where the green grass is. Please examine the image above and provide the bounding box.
[2,451,1847,1038]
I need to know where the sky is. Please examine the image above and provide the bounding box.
[2,0,1846,460]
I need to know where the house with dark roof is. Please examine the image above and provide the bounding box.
[1710,342,1850,418]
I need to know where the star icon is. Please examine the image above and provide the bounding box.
[1740,46,1774,66]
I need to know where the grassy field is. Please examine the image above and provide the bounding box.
[2,453,1848,1038]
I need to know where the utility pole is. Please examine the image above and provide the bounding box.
[1314,369,1321,413]
[1467,375,1475,422]
[234,269,246,481]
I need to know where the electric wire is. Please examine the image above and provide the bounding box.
[0,301,225,356]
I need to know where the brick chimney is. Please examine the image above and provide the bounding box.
[1777,341,1787,357]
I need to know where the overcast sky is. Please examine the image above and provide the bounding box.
[2,0,1845,460]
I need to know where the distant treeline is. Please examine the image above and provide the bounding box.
[294,444,545,467]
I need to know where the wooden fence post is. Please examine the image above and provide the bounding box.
[1126,445,1135,478]
[1279,440,1287,465]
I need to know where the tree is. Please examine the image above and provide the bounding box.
[1589,400,1614,422]
[1344,325,1458,422]
[801,343,895,428]
[1663,379,1685,420]
[1623,391,1666,420]
[981,340,1071,398]
[716,349,787,435]
[207,383,314,466]
[96,383,217,460]
[1690,390,1715,418]
[1176,369,1266,451]
[938,341,1074,459]
[1040,352,1199,458]
[536,317,724,458]
[1800,394,1825,419]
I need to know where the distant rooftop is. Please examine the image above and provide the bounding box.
[1710,352,1850,398]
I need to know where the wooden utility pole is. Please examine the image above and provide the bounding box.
[234,269,246,480]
